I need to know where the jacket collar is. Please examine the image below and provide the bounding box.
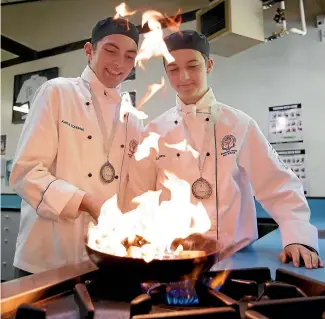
[176,88,217,117]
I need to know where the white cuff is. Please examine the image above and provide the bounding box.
[279,219,319,253]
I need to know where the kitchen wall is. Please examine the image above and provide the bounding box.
[1,20,325,196]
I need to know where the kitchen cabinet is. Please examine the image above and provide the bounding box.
[1,211,20,281]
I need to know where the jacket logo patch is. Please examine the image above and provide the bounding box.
[221,135,237,157]
[128,139,138,158]
[61,120,84,132]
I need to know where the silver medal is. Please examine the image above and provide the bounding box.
[100,162,115,183]
[192,177,213,200]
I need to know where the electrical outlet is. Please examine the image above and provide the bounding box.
[316,15,325,29]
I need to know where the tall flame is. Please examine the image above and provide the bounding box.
[119,91,148,123]
[137,77,166,110]
[123,8,181,117]
[87,5,214,265]
[134,132,160,161]
[119,77,166,121]
[135,10,176,69]
[114,2,137,19]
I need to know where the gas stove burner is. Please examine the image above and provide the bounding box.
[142,280,199,306]
[166,281,199,306]
[2,267,325,319]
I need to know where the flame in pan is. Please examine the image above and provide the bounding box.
[88,171,211,263]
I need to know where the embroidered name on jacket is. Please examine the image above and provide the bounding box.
[156,154,166,160]
[61,120,84,132]
[221,135,237,157]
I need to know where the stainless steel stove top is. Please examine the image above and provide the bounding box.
[2,262,325,319]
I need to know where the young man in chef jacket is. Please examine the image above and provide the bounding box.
[9,18,143,277]
[126,30,323,269]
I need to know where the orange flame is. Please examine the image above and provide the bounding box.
[180,261,207,283]
[132,9,181,115]
[113,2,137,31]
[210,270,231,290]
[135,10,178,69]
[88,171,212,263]
[114,2,137,19]
[164,8,182,33]
[119,91,148,123]
[136,76,166,110]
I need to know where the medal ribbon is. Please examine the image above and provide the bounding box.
[84,80,120,162]
[180,103,218,177]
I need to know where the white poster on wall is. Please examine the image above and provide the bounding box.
[268,103,303,144]
[277,149,308,194]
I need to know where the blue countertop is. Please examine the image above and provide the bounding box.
[212,221,325,282]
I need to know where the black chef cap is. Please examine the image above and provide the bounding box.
[91,17,139,46]
[164,30,210,58]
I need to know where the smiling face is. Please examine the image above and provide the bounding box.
[165,49,214,104]
[84,34,137,88]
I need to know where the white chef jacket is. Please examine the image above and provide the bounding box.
[10,66,142,273]
[126,88,318,260]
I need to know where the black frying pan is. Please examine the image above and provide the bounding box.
[85,234,219,282]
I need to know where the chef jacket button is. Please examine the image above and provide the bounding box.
[88,173,92,177]
[206,152,210,156]
[205,118,210,122]
[115,175,119,179]
[85,102,90,106]
[87,135,92,139]
[177,153,180,157]
[174,120,178,124]
[120,144,125,148]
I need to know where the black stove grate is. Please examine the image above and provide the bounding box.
[10,267,325,319]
